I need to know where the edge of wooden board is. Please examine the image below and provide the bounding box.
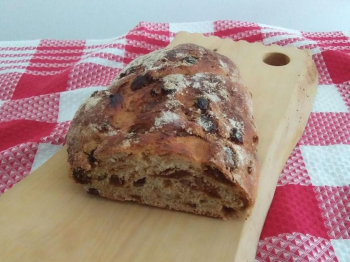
[169,31,315,57]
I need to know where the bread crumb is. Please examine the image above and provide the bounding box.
[218,89,229,100]
[205,92,220,102]
[191,73,228,101]
[88,123,99,131]
[231,144,248,166]
[126,132,136,138]
[84,96,102,111]
[223,146,235,166]
[161,74,187,110]
[219,59,229,72]
[107,130,118,135]
[229,119,245,132]
[121,139,131,148]
[191,73,206,84]
[165,98,183,109]
[155,111,180,128]
[196,116,214,132]
[193,82,201,89]
[163,74,189,92]
[175,52,185,58]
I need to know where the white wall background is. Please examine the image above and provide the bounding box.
[0,0,350,41]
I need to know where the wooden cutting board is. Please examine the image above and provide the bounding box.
[0,32,318,262]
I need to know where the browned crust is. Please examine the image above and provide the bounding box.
[66,43,259,218]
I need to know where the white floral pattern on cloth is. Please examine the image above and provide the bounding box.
[314,186,350,239]
[256,233,337,262]
[0,93,60,123]
[278,146,311,186]
[0,142,38,193]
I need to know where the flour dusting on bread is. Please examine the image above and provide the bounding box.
[154,111,181,128]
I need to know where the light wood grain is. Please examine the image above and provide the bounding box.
[0,32,318,262]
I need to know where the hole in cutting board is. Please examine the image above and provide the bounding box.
[263,52,290,66]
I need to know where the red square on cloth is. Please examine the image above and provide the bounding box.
[12,40,86,99]
[214,20,263,43]
[260,185,329,239]
[0,120,55,152]
[322,50,350,84]
[124,23,170,66]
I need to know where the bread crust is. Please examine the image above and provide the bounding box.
[67,44,259,219]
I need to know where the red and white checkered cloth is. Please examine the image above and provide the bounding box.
[0,20,349,262]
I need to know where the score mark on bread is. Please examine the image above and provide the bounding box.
[67,43,259,220]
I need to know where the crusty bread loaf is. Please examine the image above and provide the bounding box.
[66,43,259,219]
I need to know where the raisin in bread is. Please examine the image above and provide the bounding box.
[66,43,259,220]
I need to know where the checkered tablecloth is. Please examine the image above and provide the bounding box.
[0,20,349,262]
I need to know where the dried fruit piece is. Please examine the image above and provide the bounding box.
[195,97,209,111]
[133,177,146,187]
[167,170,192,179]
[110,175,124,186]
[222,206,235,216]
[109,93,123,108]
[199,115,217,133]
[247,166,253,174]
[130,74,152,91]
[87,188,100,195]
[87,149,97,166]
[230,128,243,144]
[72,168,91,184]
[150,89,157,97]
[247,160,254,174]
[205,166,231,184]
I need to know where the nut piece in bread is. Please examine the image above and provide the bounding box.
[66,43,259,220]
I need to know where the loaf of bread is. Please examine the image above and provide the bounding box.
[66,43,259,219]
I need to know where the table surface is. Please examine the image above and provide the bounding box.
[1,0,350,41]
